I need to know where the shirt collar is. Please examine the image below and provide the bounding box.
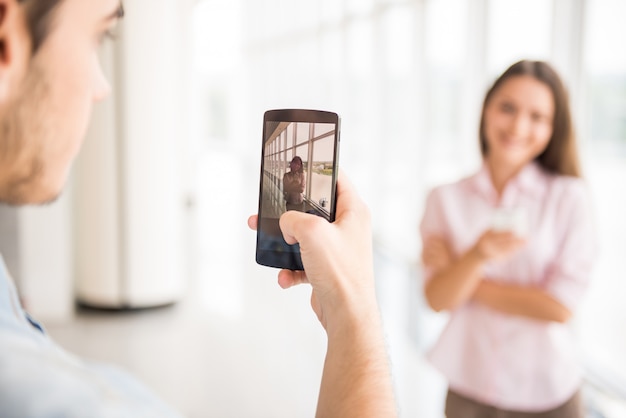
[513,161,550,197]
[470,161,549,202]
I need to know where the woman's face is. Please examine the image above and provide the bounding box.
[483,75,555,170]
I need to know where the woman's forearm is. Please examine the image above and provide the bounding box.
[472,281,571,323]
[424,248,486,312]
[423,230,527,313]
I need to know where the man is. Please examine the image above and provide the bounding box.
[0,0,397,416]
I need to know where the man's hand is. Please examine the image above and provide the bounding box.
[248,171,377,332]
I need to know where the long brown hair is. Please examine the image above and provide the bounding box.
[479,60,581,177]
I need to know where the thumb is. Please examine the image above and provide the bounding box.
[279,209,325,246]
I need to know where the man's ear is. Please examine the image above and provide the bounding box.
[0,0,31,102]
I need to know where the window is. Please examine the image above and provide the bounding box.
[486,0,553,75]
[578,0,626,383]
[309,134,335,213]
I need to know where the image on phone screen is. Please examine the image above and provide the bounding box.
[256,109,340,271]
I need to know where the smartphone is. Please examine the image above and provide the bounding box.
[255,109,341,270]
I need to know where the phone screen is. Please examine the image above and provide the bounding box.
[256,109,341,270]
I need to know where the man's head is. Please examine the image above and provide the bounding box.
[0,0,123,205]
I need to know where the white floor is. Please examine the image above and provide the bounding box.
[45,266,446,418]
[45,149,448,418]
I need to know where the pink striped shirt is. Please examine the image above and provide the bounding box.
[420,162,596,412]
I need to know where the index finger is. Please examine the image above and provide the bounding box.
[277,269,310,289]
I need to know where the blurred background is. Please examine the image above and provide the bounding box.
[0,0,624,416]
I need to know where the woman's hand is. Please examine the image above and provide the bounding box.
[470,230,526,262]
[423,229,525,312]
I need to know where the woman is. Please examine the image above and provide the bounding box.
[283,156,306,212]
[420,60,596,417]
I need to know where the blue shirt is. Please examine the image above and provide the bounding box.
[0,256,183,418]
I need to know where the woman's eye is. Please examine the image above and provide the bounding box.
[500,102,515,113]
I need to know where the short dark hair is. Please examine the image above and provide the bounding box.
[17,0,64,53]
[479,60,581,177]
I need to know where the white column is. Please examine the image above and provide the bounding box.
[75,0,192,308]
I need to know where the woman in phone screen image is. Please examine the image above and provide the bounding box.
[283,156,306,212]
[419,60,596,418]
